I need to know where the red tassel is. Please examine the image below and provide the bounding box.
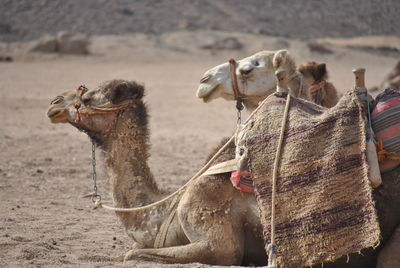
[75,110,81,123]
[230,171,254,193]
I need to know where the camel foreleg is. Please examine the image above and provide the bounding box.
[123,240,242,265]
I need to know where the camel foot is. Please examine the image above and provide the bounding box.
[115,252,126,262]
[124,249,173,263]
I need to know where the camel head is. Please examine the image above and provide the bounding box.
[47,80,145,144]
[196,49,296,110]
[298,61,328,86]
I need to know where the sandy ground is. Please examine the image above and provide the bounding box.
[0,33,399,267]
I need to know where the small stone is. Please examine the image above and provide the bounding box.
[113,237,117,241]
[36,169,44,174]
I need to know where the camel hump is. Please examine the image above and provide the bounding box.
[102,80,145,104]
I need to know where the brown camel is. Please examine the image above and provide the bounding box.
[47,80,400,267]
[375,60,400,91]
[298,61,339,108]
[197,49,340,111]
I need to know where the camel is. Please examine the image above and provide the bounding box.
[47,81,266,266]
[298,61,339,108]
[47,79,400,267]
[196,49,339,111]
[372,60,400,92]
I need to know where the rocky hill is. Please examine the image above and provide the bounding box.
[0,0,399,42]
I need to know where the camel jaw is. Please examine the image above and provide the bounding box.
[46,107,70,123]
[196,83,220,103]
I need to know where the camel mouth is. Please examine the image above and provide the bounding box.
[196,84,218,103]
[47,108,68,123]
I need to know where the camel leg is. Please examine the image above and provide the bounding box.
[124,242,209,264]
[124,181,246,265]
[123,210,245,265]
[124,239,243,265]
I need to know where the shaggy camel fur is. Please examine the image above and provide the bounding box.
[47,80,400,267]
[298,61,339,108]
[196,49,339,111]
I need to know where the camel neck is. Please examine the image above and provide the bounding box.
[94,106,171,247]
[102,109,160,210]
[243,96,267,112]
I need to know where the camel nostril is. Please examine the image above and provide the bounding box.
[51,96,63,105]
[240,68,253,75]
[200,74,211,83]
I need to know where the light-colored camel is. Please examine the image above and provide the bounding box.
[196,49,339,111]
[47,80,400,267]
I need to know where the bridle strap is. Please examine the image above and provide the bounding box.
[82,100,135,115]
[229,59,244,112]
[73,84,135,123]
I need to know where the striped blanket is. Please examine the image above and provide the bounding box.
[237,88,380,267]
[372,88,400,172]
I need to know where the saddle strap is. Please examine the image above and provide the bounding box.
[153,196,179,248]
[201,158,239,176]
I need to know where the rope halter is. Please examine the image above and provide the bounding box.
[73,85,136,123]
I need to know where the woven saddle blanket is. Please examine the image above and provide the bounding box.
[237,88,380,268]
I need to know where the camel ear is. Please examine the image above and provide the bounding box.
[316,63,327,80]
[109,81,144,104]
[273,49,289,69]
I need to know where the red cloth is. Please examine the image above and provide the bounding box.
[230,171,254,193]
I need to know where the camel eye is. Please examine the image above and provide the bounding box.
[82,97,91,105]
[254,60,260,66]
[51,96,63,105]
